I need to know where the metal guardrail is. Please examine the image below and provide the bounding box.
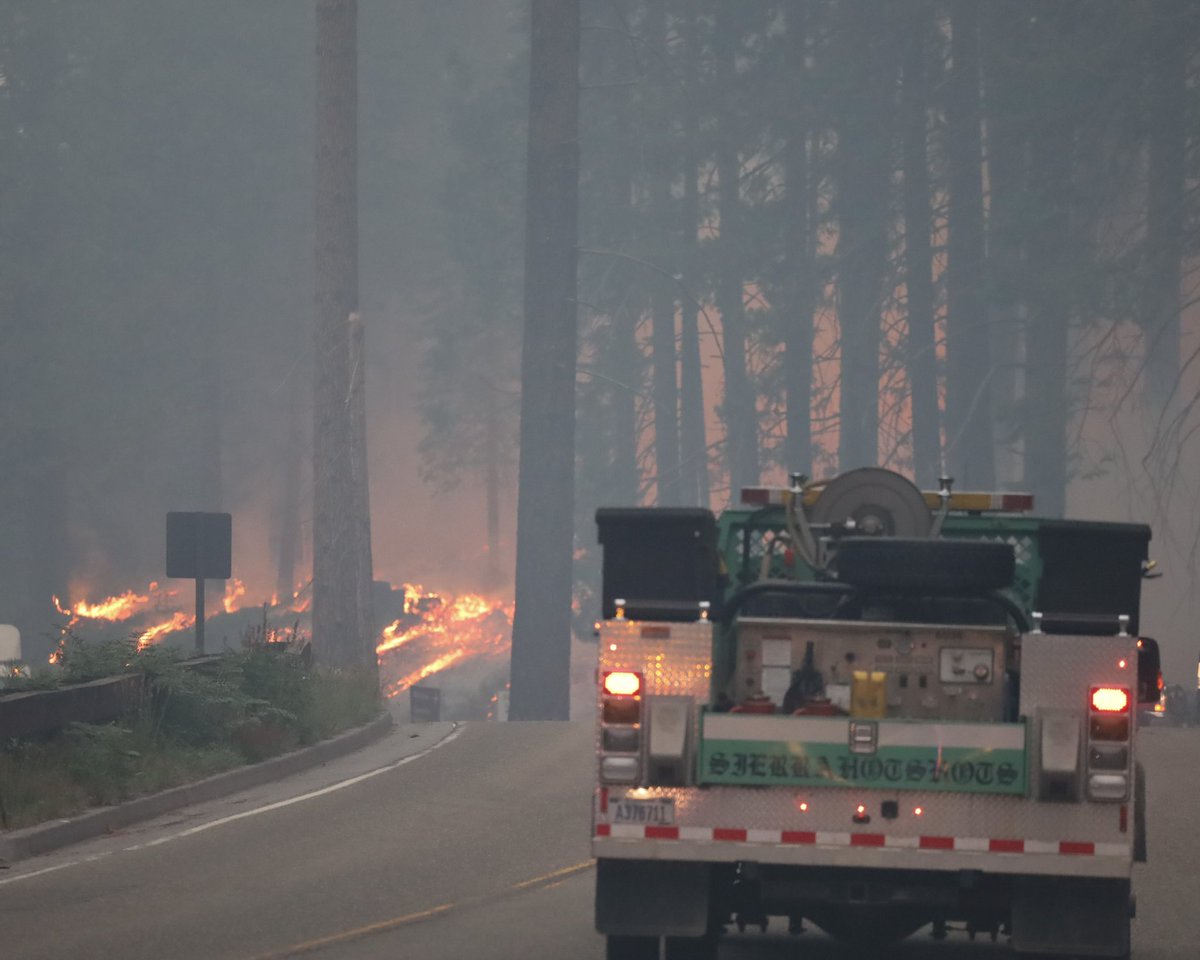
[0,656,224,740]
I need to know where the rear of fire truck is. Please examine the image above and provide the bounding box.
[592,468,1160,960]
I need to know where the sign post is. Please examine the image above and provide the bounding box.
[166,512,232,655]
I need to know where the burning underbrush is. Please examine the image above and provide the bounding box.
[50,579,309,660]
[375,583,513,720]
[46,579,514,719]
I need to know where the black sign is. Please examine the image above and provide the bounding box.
[410,685,442,723]
[166,512,232,580]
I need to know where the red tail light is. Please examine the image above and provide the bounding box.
[603,671,642,697]
[1090,687,1130,713]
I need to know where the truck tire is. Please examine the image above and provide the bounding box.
[835,537,1015,593]
[605,935,658,960]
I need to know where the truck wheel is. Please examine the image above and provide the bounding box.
[835,537,1015,593]
[606,935,658,960]
[663,933,718,960]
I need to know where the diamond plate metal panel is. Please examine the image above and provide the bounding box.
[1019,633,1138,715]
[598,619,713,701]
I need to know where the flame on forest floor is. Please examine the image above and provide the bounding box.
[49,577,307,658]
[48,576,511,691]
[376,584,512,699]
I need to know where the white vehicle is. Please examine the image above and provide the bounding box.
[592,469,1158,959]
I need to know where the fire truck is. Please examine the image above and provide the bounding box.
[592,468,1159,959]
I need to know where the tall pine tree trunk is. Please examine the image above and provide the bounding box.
[944,0,994,488]
[679,6,709,507]
[782,1,814,479]
[980,1,1030,488]
[508,0,580,721]
[714,5,758,499]
[835,3,891,472]
[1142,0,1189,416]
[348,312,375,665]
[901,3,941,488]
[0,9,70,661]
[275,369,304,605]
[1024,102,1072,517]
[313,0,369,668]
[646,0,682,505]
[484,396,502,585]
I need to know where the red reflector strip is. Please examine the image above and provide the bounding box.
[599,787,608,814]
[850,833,886,848]
[593,826,1119,858]
[1119,805,1128,834]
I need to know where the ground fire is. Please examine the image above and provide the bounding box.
[48,578,514,715]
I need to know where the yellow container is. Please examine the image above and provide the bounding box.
[851,670,888,718]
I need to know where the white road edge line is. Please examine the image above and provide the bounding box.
[0,722,465,888]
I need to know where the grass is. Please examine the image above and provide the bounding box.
[0,636,383,831]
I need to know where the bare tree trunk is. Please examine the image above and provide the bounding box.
[714,4,758,499]
[782,1,814,479]
[679,6,709,507]
[835,3,891,472]
[980,1,1029,489]
[1024,110,1072,518]
[348,312,375,671]
[1142,0,1189,415]
[313,0,366,668]
[0,9,70,661]
[275,369,304,604]
[484,397,502,586]
[901,2,941,488]
[944,0,994,488]
[508,0,580,721]
[645,0,681,505]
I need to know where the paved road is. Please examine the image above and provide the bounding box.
[1,720,1197,959]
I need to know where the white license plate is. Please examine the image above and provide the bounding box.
[612,797,675,826]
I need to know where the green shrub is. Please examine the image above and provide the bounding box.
[0,633,383,829]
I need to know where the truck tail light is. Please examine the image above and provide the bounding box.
[1090,687,1130,713]
[1086,685,1132,801]
[604,671,642,697]
[599,672,644,784]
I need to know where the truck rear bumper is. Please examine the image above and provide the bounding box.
[593,832,1131,879]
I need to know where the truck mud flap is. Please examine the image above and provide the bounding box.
[596,859,712,938]
[1011,876,1131,958]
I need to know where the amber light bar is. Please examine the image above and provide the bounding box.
[1090,686,1130,713]
[740,485,1034,513]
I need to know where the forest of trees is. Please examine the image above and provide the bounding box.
[0,2,1198,685]
[437,0,1200,639]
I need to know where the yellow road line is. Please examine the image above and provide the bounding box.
[244,859,595,959]
[511,859,594,890]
